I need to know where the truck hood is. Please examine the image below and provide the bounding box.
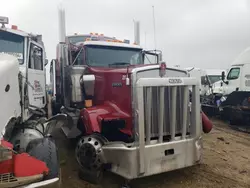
[0,54,22,139]
[84,64,188,136]
[87,64,188,112]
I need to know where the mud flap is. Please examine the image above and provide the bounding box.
[26,137,59,180]
[78,167,103,185]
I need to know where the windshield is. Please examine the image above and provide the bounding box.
[144,53,158,64]
[0,30,24,64]
[86,45,143,67]
[208,75,222,84]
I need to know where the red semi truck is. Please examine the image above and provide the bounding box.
[49,7,213,187]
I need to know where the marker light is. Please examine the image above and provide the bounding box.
[11,25,18,30]
[159,62,166,77]
[123,39,130,44]
[85,100,92,108]
[91,36,98,41]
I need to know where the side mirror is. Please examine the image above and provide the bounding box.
[45,59,48,66]
[158,52,163,62]
[221,71,225,81]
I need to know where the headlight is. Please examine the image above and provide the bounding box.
[80,74,95,97]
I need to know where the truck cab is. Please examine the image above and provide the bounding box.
[0,16,61,188]
[221,47,250,95]
[184,67,209,95]
[204,69,225,95]
[0,17,47,122]
[52,7,212,186]
[51,34,162,113]
[51,30,212,185]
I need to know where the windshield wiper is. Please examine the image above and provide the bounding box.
[109,62,130,67]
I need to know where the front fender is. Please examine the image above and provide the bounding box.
[80,102,131,136]
[80,107,107,135]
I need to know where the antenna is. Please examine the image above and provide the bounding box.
[152,5,157,51]
[145,31,147,49]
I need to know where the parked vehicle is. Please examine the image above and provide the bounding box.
[49,7,213,187]
[0,16,65,187]
[184,67,225,96]
[202,47,250,125]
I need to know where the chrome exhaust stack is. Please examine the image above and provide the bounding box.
[58,4,66,43]
[134,20,140,45]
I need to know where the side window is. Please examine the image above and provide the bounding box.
[144,53,158,64]
[28,43,43,70]
[227,67,240,80]
[130,53,140,65]
[72,49,84,65]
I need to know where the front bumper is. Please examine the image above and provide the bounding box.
[102,137,202,180]
[22,177,60,188]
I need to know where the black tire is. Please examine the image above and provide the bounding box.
[26,137,59,180]
[78,167,103,184]
[52,100,61,115]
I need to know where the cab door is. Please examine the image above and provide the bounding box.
[27,42,46,109]
[223,66,241,95]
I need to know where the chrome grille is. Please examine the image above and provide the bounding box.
[144,86,191,143]
[135,77,200,145]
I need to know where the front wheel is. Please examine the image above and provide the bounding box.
[76,134,106,184]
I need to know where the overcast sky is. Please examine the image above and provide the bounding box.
[1,0,250,71]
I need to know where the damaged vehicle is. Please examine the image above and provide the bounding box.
[0,16,66,187]
[202,47,250,126]
[49,7,213,188]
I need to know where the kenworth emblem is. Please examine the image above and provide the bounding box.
[112,82,122,87]
[168,78,183,84]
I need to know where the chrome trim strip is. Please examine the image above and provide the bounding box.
[22,178,59,188]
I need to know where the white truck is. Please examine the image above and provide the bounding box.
[202,47,250,124]
[184,67,224,96]
[208,47,250,97]
[220,47,250,94]
[0,16,65,187]
[184,67,208,95]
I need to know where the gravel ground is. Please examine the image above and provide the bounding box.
[56,119,250,188]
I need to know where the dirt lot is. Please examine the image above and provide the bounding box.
[57,119,250,188]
